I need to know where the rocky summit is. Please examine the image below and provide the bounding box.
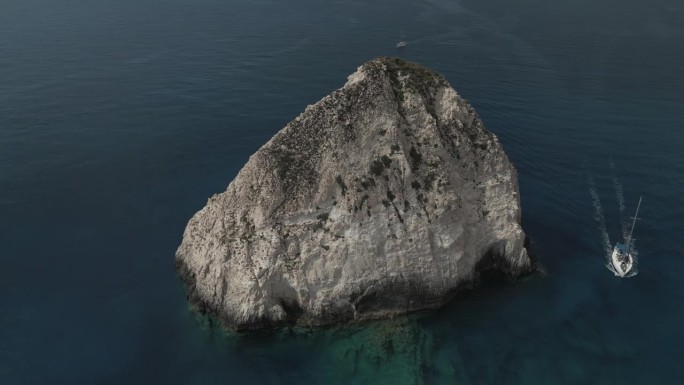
[176,57,534,331]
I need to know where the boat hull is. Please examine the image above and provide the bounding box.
[611,245,633,277]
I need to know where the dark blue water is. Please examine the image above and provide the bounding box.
[2,0,683,383]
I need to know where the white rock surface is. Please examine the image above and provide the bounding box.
[176,57,533,330]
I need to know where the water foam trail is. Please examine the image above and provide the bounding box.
[609,158,628,236]
[587,172,611,256]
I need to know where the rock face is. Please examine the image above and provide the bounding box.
[176,57,533,331]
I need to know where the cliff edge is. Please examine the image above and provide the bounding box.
[176,57,534,331]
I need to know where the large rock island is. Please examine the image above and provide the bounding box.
[176,57,534,331]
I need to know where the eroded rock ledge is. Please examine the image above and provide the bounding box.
[176,57,534,331]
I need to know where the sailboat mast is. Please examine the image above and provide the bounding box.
[624,196,642,255]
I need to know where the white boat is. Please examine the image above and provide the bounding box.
[611,196,642,277]
[611,243,634,277]
[396,41,408,48]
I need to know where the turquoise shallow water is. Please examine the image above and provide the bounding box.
[1,0,683,383]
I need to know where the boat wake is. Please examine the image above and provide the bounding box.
[587,164,638,278]
[610,158,628,237]
[587,172,611,254]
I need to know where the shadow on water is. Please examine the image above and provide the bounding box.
[180,264,545,385]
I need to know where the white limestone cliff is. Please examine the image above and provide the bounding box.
[176,57,534,331]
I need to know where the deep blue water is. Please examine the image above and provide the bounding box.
[2,0,683,383]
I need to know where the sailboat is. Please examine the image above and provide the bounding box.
[611,196,642,277]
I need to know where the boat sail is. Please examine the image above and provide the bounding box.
[611,196,642,277]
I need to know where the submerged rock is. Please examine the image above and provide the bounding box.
[176,57,534,331]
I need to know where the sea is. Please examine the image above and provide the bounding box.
[1,0,683,383]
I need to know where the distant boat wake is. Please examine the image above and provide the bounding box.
[394,38,432,48]
[587,162,638,277]
[587,171,611,254]
[610,158,628,237]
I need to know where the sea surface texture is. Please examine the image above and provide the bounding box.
[1,0,683,383]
